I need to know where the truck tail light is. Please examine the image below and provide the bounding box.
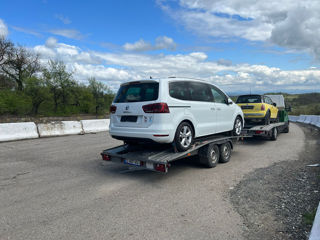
[110,105,117,114]
[261,104,265,111]
[101,153,111,161]
[142,103,170,113]
[155,164,167,172]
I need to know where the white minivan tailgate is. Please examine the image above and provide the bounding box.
[113,103,153,128]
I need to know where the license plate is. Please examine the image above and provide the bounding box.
[121,116,138,122]
[124,159,141,166]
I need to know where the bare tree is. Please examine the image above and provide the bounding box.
[0,37,13,67]
[1,45,41,91]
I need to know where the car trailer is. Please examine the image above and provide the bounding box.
[101,135,239,173]
[242,121,289,140]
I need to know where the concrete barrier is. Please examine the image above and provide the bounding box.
[304,115,314,124]
[289,115,299,122]
[309,202,320,240]
[293,115,320,128]
[315,116,320,128]
[0,122,39,142]
[37,121,84,137]
[297,115,307,123]
[80,119,110,133]
[310,116,319,126]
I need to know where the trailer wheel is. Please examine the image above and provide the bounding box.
[219,142,232,163]
[199,144,220,168]
[271,127,278,141]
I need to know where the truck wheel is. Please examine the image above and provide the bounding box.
[174,122,194,152]
[199,144,220,168]
[271,127,278,141]
[264,111,271,125]
[283,122,289,133]
[232,117,242,136]
[219,142,232,163]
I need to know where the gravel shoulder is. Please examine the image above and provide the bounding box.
[230,123,320,240]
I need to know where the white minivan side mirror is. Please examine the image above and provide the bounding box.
[227,98,233,105]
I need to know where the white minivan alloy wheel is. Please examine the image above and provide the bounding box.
[235,118,242,135]
[179,125,192,148]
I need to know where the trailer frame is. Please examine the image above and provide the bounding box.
[101,135,239,173]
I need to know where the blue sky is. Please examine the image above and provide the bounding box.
[1,0,320,93]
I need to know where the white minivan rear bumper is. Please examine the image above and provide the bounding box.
[109,126,175,143]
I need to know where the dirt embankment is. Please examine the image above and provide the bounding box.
[230,124,320,240]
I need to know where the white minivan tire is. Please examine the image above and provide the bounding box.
[232,117,242,136]
[174,122,194,152]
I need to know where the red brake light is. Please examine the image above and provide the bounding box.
[101,153,111,161]
[261,104,265,110]
[142,103,170,113]
[155,164,167,173]
[110,105,117,114]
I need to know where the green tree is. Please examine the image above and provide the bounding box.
[43,60,75,112]
[88,77,110,115]
[24,77,50,115]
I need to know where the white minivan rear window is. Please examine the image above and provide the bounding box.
[114,82,159,103]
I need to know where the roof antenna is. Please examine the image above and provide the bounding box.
[150,76,152,79]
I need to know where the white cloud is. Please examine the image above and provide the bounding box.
[158,0,320,59]
[12,26,41,37]
[123,36,176,52]
[55,14,71,24]
[0,19,8,38]
[45,37,58,48]
[33,40,320,92]
[49,29,83,40]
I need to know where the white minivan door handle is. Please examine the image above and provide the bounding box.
[211,107,215,110]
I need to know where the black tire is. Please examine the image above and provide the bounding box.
[174,122,194,152]
[232,117,243,136]
[271,127,278,141]
[219,142,232,163]
[264,111,271,125]
[199,144,220,168]
[283,122,289,133]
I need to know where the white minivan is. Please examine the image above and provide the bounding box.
[109,78,244,151]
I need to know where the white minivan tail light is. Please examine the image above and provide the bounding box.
[142,103,170,113]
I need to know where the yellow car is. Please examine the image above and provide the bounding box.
[236,94,278,124]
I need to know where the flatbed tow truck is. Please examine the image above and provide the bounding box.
[101,94,290,173]
[241,94,290,140]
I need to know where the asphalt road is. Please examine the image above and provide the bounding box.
[0,124,305,240]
